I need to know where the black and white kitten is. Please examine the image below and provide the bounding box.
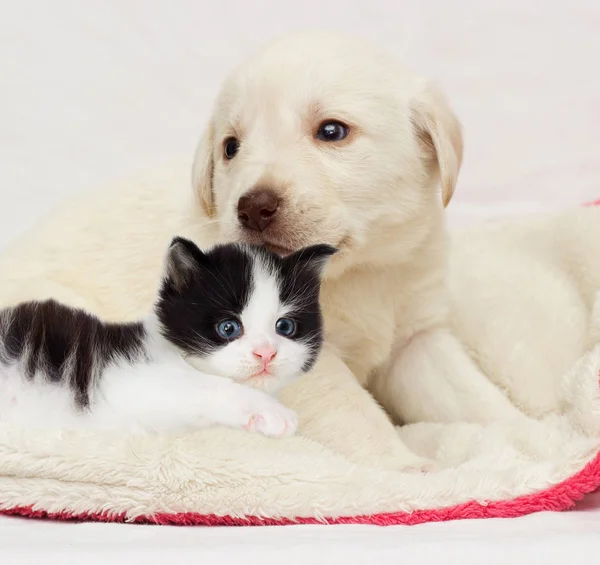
[0,237,336,437]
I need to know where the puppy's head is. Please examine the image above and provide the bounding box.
[193,31,462,276]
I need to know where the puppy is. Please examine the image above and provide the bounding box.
[192,32,524,431]
[2,31,600,470]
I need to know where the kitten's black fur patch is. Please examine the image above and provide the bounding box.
[0,300,146,408]
[156,238,254,355]
[0,238,333,412]
[156,238,335,372]
[276,244,337,371]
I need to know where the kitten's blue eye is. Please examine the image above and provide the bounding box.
[216,319,243,340]
[275,318,296,337]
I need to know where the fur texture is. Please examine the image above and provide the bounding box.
[1,32,600,474]
[0,238,333,436]
[0,343,599,523]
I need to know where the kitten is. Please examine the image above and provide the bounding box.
[0,237,336,437]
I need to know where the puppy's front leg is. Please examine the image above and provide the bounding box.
[280,345,429,471]
[376,328,525,425]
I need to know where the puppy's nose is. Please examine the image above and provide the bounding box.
[237,189,280,232]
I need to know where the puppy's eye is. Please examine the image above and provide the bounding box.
[216,319,243,340]
[316,121,349,142]
[223,137,240,160]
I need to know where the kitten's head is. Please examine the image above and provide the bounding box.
[155,237,336,394]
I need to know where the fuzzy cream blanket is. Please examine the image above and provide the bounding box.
[1,341,599,525]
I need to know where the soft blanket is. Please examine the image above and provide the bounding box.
[0,338,599,526]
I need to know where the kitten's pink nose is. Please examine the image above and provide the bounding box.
[253,345,277,365]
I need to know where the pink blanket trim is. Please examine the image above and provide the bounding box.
[1,447,600,526]
[1,201,599,526]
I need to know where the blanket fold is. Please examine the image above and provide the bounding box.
[1,342,599,526]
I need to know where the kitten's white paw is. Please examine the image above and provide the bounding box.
[243,395,298,438]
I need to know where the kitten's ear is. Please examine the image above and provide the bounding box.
[164,237,207,292]
[286,244,338,277]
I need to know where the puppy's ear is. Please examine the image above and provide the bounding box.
[192,122,216,217]
[410,82,463,207]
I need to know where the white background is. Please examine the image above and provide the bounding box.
[1,1,600,562]
[1,0,600,249]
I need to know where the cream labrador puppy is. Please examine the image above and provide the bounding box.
[1,31,599,470]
